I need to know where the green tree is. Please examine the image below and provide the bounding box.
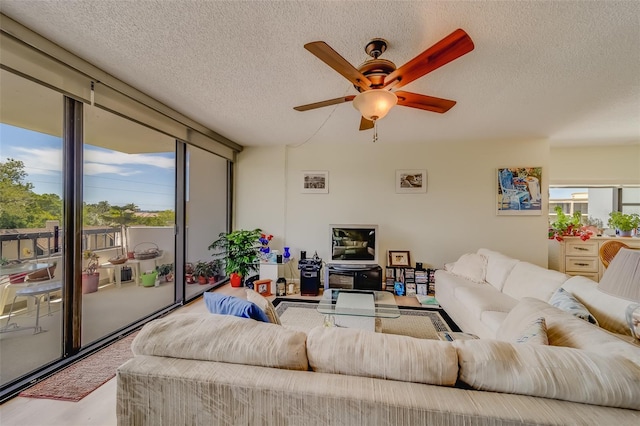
[0,158,61,228]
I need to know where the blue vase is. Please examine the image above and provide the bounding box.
[283,247,291,260]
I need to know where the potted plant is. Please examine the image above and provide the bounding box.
[548,206,592,241]
[156,263,174,282]
[208,228,262,287]
[193,260,212,285]
[208,259,222,283]
[608,212,640,237]
[82,250,100,294]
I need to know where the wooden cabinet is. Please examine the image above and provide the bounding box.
[549,236,640,281]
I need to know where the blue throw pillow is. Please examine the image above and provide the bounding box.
[203,292,270,323]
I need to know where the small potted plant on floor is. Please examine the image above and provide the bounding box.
[156,263,174,282]
[608,211,640,237]
[193,260,212,285]
[208,228,262,287]
[82,250,100,294]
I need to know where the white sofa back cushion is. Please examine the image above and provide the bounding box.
[501,262,568,302]
[476,248,519,291]
[562,275,632,336]
[306,326,458,386]
[454,339,640,410]
[132,313,309,371]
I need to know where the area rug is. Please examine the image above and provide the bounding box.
[274,299,459,339]
[19,331,138,402]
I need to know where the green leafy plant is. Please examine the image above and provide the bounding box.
[208,228,262,278]
[549,206,592,241]
[82,250,100,275]
[608,211,640,232]
[155,263,174,277]
[193,260,213,278]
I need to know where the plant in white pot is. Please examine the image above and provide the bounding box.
[82,250,100,294]
[608,212,640,237]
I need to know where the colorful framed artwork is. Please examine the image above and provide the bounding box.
[301,170,329,193]
[496,167,543,215]
[388,250,411,267]
[396,169,427,193]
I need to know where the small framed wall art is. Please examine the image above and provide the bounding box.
[396,169,427,194]
[388,250,411,267]
[301,170,329,194]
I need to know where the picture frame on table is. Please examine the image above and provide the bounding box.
[255,279,271,297]
[301,170,329,194]
[388,250,411,267]
[396,169,427,194]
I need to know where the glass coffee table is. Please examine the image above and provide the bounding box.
[317,289,400,331]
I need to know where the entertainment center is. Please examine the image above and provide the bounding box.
[325,224,383,291]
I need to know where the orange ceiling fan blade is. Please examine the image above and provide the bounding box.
[304,41,372,92]
[384,29,474,90]
[294,95,355,111]
[395,91,456,113]
[359,116,374,131]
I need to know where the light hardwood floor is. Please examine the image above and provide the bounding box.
[0,285,421,425]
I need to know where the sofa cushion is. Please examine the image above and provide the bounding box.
[450,253,487,283]
[306,326,458,386]
[454,339,640,410]
[479,311,509,335]
[549,287,598,325]
[501,262,569,302]
[454,286,518,320]
[477,248,519,291]
[132,313,308,370]
[513,317,548,345]
[562,275,632,335]
[245,289,281,325]
[203,292,270,323]
[497,297,640,367]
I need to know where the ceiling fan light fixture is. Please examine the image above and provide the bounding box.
[352,89,398,121]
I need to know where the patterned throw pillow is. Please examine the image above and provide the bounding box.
[549,288,599,325]
[514,317,548,345]
[246,289,281,325]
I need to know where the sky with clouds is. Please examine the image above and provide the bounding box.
[1,124,175,211]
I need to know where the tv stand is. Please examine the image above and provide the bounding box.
[325,264,382,291]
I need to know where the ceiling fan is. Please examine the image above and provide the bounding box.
[294,29,474,134]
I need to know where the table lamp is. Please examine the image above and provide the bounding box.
[597,248,640,339]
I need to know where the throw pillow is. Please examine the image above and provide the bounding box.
[450,253,487,284]
[246,289,281,325]
[514,316,548,345]
[549,288,599,325]
[203,292,270,323]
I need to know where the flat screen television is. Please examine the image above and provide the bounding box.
[329,224,378,265]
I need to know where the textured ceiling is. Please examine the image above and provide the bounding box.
[1,1,639,148]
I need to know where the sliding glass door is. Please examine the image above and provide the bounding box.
[0,70,65,386]
[81,106,177,346]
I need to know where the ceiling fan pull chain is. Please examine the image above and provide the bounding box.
[372,120,378,143]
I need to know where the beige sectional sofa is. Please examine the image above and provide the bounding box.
[117,295,640,425]
[435,248,635,339]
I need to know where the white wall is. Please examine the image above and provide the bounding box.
[236,139,550,270]
[550,145,640,185]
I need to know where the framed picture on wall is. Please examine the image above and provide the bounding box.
[301,170,329,194]
[396,169,427,193]
[496,167,543,215]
